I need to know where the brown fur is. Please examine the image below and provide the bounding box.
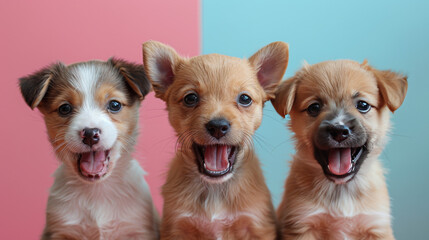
[272,60,407,239]
[143,41,289,239]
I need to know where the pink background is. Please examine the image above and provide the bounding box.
[0,0,200,238]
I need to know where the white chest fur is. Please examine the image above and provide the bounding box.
[47,160,153,231]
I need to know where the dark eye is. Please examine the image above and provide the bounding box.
[107,100,122,113]
[58,103,73,116]
[306,103,321,117]
[356,100,371,113]
[183,92,199,107]
[237,93,252,107]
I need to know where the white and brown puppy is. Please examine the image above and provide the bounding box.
[19,59,159,240]
[143,41,289,240]
[272,60,407,239]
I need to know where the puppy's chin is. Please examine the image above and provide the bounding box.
[313,145,369,184]
[192,143,239,184]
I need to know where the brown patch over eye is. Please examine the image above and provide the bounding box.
[95,84,128,110]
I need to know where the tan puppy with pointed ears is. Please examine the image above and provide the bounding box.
[19,59,159,239]
[143,41,289,240]
[272,60,407,239]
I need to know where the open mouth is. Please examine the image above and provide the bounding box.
[77,150,110,181]
[314,145,367,182]
[193,143,238,178]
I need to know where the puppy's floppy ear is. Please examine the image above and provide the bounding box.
[249,41,289,99]
[271,76,298,118]
[109,58,151,100]
[19,63,66,110]
[365,63,408,112]
[143,41,181,100]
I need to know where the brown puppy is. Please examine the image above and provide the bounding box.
[272,60,407,239]
[143,41,289,240]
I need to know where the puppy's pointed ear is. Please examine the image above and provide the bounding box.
[19,63,66,110]
[143,41,181,100]
[249,41,289,99]
[365,64,408,112]
[271,76,298,118]
[109,58,151,100]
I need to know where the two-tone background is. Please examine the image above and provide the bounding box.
[1,1,428,239]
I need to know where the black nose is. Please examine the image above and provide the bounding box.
[328,124,350,142]
[82,128,100,147]
[205,118,230,139]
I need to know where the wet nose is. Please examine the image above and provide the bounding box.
[205,118,230,139]
[81,128,100,146]
[328,124,350,142]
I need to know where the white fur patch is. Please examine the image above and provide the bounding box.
[65,65,118,153]
[49,160,157,236]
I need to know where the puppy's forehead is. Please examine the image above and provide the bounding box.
[298,60,378,101]
[43,62,128,110]
[68,61,123,91]
[176,54,259,93]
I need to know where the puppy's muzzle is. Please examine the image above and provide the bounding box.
[316,114,365,148]
[192,117,239,180]
[77,127,112,182]
[314,112,368,183]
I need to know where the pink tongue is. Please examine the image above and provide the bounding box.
[328,148,352,175]
[204,145,229,171]
[80,151,106,174]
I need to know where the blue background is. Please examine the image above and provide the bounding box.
[203,1,429,238]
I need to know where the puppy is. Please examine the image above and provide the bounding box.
[19,59,159,240]
[272,60,407,239]
[143,41,289,240]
